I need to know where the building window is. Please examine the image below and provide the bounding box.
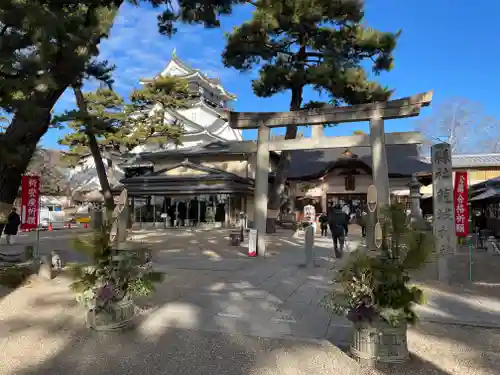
[345,175,355,191]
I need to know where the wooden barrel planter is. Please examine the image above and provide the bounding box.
[85,299,136,331]
[350,319,409,368]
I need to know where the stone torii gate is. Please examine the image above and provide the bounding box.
[225,91,434,255]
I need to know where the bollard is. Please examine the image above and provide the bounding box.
[38,255,55,280]
[248,229,257,257]
[304,225,315,268]
[486,236,498,254]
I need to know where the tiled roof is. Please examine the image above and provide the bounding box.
[287,144,430,179]
[422,154,500,168]
[126,141,430,179]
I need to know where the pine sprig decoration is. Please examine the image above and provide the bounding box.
[69,224,164,311]
[322,204,435,326]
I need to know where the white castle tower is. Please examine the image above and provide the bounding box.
[132,49,242,153]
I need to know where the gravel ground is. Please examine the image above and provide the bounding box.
[0,276,499,375]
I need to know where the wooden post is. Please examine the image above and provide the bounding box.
[254,123,270,256]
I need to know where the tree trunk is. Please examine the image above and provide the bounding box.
[266,86,304,233]
[0,4,121,235]
[73,87,115,221]
[0,95,64,236]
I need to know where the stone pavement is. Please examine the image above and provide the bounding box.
[134,231,361,344]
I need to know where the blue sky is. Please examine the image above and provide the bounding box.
[42,0,500,149]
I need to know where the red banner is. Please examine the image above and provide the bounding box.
[21,175,40,230]
[454,172,469,237]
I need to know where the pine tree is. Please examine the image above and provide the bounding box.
[51,60,120,214]
[54,68,190,215]
[0,0,238,223]
[0,2,119,222]
[222,0,399,231]
[125,76,190,150]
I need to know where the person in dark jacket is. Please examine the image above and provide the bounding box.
[327,204,349,258]
[318,212,328,236]
[4,207,21,245]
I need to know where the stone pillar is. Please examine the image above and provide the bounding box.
[311,125,323,139]
[408,175,422,221]
[225,197,230,227]
[431,143,456,283]
[127,197,134,229]
[304,225,315,268]
[369,115,390,208]
[175,201,179,227]
[289,195,296,213]
[117,203,128,244]
[92,209,103,230]
[152,195,156,228]
[254,123,270,256]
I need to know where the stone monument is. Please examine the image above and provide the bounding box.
[431,143,456,282]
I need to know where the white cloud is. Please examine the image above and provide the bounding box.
[92,3,235,97]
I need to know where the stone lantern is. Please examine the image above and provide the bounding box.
[408,174,422,220]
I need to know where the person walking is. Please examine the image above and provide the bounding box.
[327,204,349,258]
[360,206,368,237]
[318,212,328,236]
[4,207,21,245]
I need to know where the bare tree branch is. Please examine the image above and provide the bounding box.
[414,97,498,155]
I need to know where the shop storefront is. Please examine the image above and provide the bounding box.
[121,160,253,228]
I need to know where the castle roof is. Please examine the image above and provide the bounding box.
[140,50,236,101]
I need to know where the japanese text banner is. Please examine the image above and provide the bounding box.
[21,175,40,230]
[453,172,469,237]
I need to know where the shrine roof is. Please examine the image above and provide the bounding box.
[287,144,430,179]
[421,153,500,168]
[123,141,428,179]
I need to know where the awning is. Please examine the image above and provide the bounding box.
[470,188,500,201]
